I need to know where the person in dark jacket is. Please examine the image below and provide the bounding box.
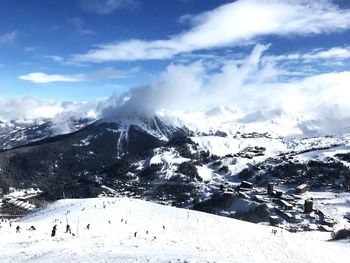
[65,224,71,234]
[51,225,57,237]
[16,225,21,233]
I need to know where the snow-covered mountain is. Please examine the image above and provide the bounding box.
[1,197,349,263]
[0,106,347,154]
[0,107,349,233]
[1,108,349,198]
[0,118,93,150]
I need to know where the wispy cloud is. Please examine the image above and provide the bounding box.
[72,0,350,62]
[24,46,36,52]
[266,46,350,62]
[44,55,90,67]
[44,55,65,63]
[79,0,139,15]
[68,17,94,35]
[303,47,350,60]
[0,31,18,45]
[18,67,127,83]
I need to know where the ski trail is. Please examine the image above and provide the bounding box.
[153,117,167,140]
[116,125,130,158]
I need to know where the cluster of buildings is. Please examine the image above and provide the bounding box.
[233,146,266,159]
[237,181,337,232]
[0,188,39,219]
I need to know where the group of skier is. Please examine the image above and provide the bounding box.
[4,199,164,240]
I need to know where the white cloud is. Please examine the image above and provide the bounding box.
[80,0,139,15]
[0,31,18,45]
[99,44,350,135]
[0,97,60,121]
[0,97,101,121]
[265,46,350,62]
[45,55,65,63]
[19,73,80,83]
[101,44,273,118]
[18,67,127,83]
[6,43,350,136]
[303,46,350,60]
[72,0,350,62]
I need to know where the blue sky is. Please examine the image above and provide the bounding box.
[1,0,350,120]
[0,0,233,100]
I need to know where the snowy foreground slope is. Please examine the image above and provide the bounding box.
[0,198,349,263]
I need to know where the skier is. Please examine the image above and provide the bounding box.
[86,224,90,230]
[16,225,21,233]
[51,225,57,237]
[65,224,71,234]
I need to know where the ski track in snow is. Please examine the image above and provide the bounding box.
[0,197,349,263]
[116,127,129,158]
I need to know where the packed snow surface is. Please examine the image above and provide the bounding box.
[0,198,348,262]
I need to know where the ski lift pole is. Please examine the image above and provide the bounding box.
[63,191,69,225]
[77,216,79,236]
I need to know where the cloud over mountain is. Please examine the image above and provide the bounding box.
[0,97,99,122]
[99,44,350,135]
[7,43,350,136]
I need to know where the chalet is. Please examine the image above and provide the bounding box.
[294,214,302,223]
[274,190,283,198]
[223,191,236,199]
[275,208,295,223]
[323,218,336,227]
[281,195,294,202]
[296,184,309,194]
[319,225,333,232]
[6,198,35,211]
[254,195,264,203]
[305,224,318,231]
[240,181,253,189]
[277,199,293,210]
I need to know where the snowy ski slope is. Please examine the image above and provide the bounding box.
[0,197,348,263]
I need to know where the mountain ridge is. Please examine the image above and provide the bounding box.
[0,107,350,231]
